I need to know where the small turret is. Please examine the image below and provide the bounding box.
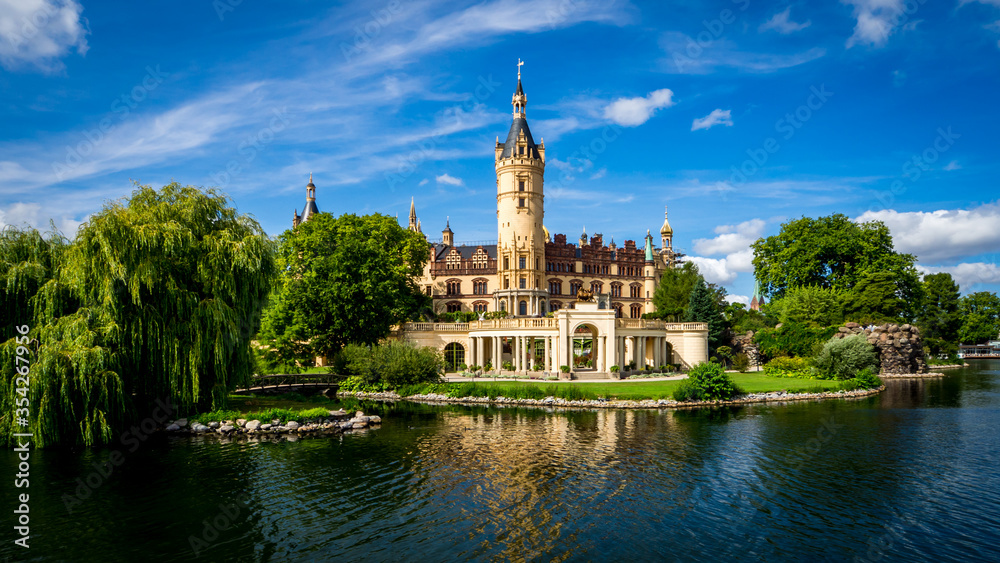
[660,205,673,249]
[442,218,454,246]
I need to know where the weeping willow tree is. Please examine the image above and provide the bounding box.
[1,183,277,447]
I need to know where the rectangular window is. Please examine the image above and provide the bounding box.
[519,198,525,207]
[520,278,526,289]
[504,278,509,289]
[519,257,526,269]
[519,180,525,191]
[504,257,509,269]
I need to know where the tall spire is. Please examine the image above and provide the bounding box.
[301,173,319,223]
[408,197,418,232]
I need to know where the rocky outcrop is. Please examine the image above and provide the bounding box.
[732,331,762,367]
[164,409,381,441]
[832,322,927,374]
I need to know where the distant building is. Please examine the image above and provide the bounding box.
[750,279,765,311]
[959,334,1000,358]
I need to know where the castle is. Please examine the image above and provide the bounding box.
[292,65,708,375]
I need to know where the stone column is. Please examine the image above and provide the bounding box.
[598,335,607,371]
[544,336,551,372]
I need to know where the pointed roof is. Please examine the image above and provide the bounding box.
[501,116,540,159]
[409,197,416,220]
[443,218,453,234]
[301,174,318,222]
[660,205,673,235]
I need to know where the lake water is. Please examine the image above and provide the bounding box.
[3,361,999,562]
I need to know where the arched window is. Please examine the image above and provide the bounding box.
[549,280,562,295]
[551,301,562,312]
[447,279,461,296]
[472,301,488,313]
[630,284,641,299]
[444,343,465,371]
[630,304,643,318]
[569,280,583,295]
[446,301,462,313]
[472,279,488,295]
[611,282,622,297]
[613,303,624,318]
[591,281,603,294]
[519,300,528,316]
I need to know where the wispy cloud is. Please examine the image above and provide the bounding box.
[660,32,825,74]
[944,160,961,171]
[691,109,733,131]
[0,0,89,72]
[843,0,913,48]
[759,8,811,34]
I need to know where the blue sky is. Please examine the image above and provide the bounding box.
[2,0,999,303]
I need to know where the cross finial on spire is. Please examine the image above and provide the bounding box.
[517,58,523,80]
[665,205,669,218]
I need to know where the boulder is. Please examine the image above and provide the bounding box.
[352,421,369,429]
[246,420,261,431]
[236,419,247,428]
[845,322,861,329]
[219,425,235,434]
[328,409,350,420]
[174,419,188,428]
[286,421,300,430]
[166,424,180,432]
[261,423,272,431]
[368,415,382,424]
[208,421,220,429]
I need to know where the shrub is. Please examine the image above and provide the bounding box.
[339,341,444,389]
[673,380,702,402]
[763,356,812,378]
[812,334,878,380]
[560,365,571,373]
[533,363,543,371]
[851,367,883,389]
[502,361,514,371]
[610,365,620,372]
[458,363,468,372]
[733,353,750,373]
[675,362,742,401]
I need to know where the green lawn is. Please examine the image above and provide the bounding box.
[428,373,845,401]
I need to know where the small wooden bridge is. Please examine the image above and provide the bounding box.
[234,373,342,394]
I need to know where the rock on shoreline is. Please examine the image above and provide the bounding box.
[163,409,382,440]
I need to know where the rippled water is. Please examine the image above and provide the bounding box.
[3,361,999,562]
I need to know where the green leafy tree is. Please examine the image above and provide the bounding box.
[259,212,430,365]
[652,261,701,321]
[958,291,1000,344]
[845,269,923,324]
[751,214,922,319]
[770,285,846,328]
[917,273,961,354]
[2,183,276,447]
[685,276,726,354]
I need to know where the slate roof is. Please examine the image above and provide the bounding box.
[432,243,497,261]
[301,200,318,222]
[500,117,540,159]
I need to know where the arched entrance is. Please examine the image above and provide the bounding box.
[572,323,599,370]
[443,342,465,372]
[519,300,528,316]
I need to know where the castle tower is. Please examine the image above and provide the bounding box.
[408,197,420,233]
[293,173,320,228]
[442,219,454,246]
[494,60,547,316]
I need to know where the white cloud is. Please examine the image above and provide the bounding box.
[687,249,755,287]
[760,8,811,34]
[944,160,961,171]
[418,178,429,186]
[0,0,89,72]
[661,31,826,74]
[436,173,463,186]
[603,89,675,127]
[856,203,1000,263]
[0,201,84,237]
[727,294,750,306]
[691,109,733,132]
[693,219,766,255]
[917,263,1000,290]
[843,0,911,48]
[590,168,606,180]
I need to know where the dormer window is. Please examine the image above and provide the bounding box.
[518,145,524,155]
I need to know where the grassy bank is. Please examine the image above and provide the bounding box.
[382,373,851,402]
[189,393,352,423]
